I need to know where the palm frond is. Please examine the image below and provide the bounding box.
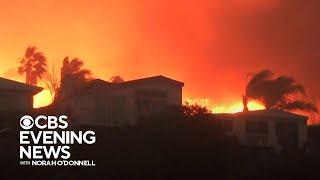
[70,58,84,73]
[247,69,273,89]
[19,46,48,85]
[18,66,25,75]
[25,46,36,58]
[283,84,305,96]
[284,100,319,113]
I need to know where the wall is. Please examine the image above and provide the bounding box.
[227,116,308,152]
[0,91,33,112]
[72,79,183,127]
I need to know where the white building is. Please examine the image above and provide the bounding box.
[0,77,42,112]
[216,109,308,152]
[55,75,184,126]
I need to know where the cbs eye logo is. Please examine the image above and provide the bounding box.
[20,115,34,130]
[19,115,69,130]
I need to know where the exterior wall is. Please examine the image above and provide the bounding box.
[108,87,136,126]
[104,81,182,126]
[273,119,303,151]
[0,90,33,112]
[235,118,271,148]
[223,116,307,152]
[269,121,278,150]
[72,80,183,127]
[75,94,96,125]
[298,120,308,149]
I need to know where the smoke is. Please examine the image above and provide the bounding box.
[124,0,320,121]
[127,0,320,101]
[0,0,319,120]
[2,68,20,80]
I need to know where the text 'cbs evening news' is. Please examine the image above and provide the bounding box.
[19,115,96,167]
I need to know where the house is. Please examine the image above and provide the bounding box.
[215,109,308,152]
[0,77,42,112]
[55,75,184,126]
[0,77,42,129]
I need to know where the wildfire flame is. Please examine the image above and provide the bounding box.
[185,97,265,113]
[0,75,265,112]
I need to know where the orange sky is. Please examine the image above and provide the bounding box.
[0,0,319,122]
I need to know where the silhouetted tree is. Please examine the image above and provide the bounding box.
[44,63,60,101]
[18,46,47,85]
[56,56,92,100]
[109,75,124,83]
[183,101,211,118]
[244,69,318,113]
[60,56,91,81]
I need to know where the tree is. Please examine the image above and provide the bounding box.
[44,63,60,102]
[56,56,92,100]
[60,56,91,81]
[109,75,124,83]
[244,69,318,113]
[183,101,211,118]
[18,46,47,85]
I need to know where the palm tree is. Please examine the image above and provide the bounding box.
[244,69,318,113]
[61,56,91,81]
[18,46,47,85]
[56,56,92,100]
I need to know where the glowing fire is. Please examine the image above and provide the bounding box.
[33,88,52,108]
[185,97,265,114]
[212,101,265,113]
[2,76,265,112]
[35,90,265,112]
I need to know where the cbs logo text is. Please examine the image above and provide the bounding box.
[20,115,68,130]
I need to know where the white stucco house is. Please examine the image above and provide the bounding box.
[216,109,308,152]
[55,75,184,126]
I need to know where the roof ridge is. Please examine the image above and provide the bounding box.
[0,77,43,94]
[120,75,184,85]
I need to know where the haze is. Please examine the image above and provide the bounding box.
[0,0,319,122]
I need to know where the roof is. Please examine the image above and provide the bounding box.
[84,75,184,89]
[118,75,184,86]
[0,77,43,95]
[214,109,308,121]
[55,75,183,102]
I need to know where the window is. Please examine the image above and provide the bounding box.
[108,97,127,126]
[247,134,268,146]
[246,119,268,134]
[275,122,298,148]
